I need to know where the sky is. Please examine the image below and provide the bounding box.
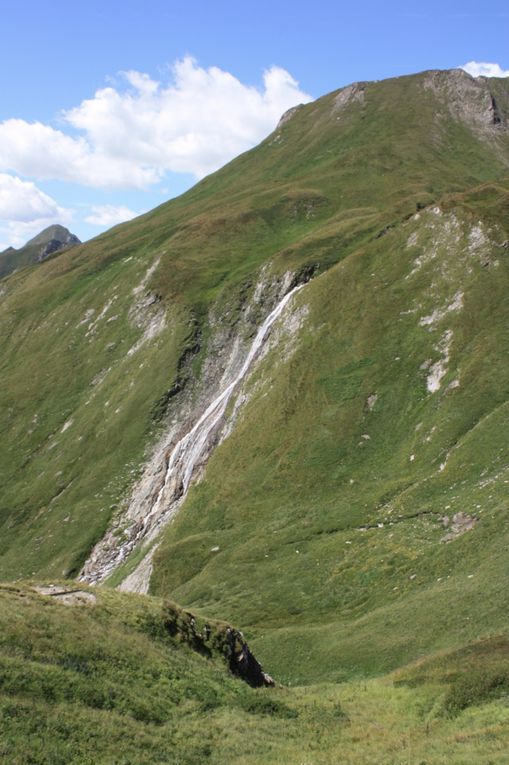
[0,0,508,249]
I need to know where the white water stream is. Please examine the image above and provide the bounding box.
[151,283,302,516]
[80,282,303,588]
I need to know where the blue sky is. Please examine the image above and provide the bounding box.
[0,0,508,248]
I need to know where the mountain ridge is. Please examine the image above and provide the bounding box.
[0,68,508,736]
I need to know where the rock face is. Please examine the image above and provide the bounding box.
[423,68,509,138]
[0,224,80,279]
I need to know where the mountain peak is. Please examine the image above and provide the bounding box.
[0,224,81,280]
[24,224,81,251]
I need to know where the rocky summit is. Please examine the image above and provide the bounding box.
[0,223,80,279]
[1,69,509,763]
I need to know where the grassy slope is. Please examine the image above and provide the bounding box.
[0,69,508,714]
[1,583,509,765]
[1,70,508,583]
[151,186,509,683]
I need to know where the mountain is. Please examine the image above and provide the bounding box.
[0,224,80,279]
[1,68,509,761]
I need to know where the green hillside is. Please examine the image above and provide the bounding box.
[1,68,509,761]
[1,583,508,764]
[152,189,509,684]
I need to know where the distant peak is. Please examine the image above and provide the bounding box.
[0,224,81,279]
[25,224,80,249]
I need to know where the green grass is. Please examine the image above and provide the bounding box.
[1,584,509,764]
[1,70,508,584]
[151,200,509,683]
[1,69,509,760]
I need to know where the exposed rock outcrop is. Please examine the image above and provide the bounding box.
[163,600,275,687]
[332,82,366,112]
[423,69,508,135]
[440,512,478,543]
[32,584,96,606]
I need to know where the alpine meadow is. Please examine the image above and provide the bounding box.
[1,68,509,764]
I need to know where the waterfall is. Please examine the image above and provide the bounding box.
[80,282,303,587]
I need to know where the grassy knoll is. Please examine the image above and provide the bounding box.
[1,583,509,764]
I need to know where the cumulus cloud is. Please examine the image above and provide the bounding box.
[460,61,509,78]
[0,173,72,249]
[0,58,312,189]
[85,205,141,226]
[0,120,157,188]
[0,173,65,222]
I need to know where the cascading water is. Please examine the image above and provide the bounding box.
[79,282,303,590]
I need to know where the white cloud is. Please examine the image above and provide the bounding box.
[0,120,157,189]
[460,61,509,78]
[0,173,64,222]
[85,205,140,226]
[0,173,72,249]
[0,57,312,190]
